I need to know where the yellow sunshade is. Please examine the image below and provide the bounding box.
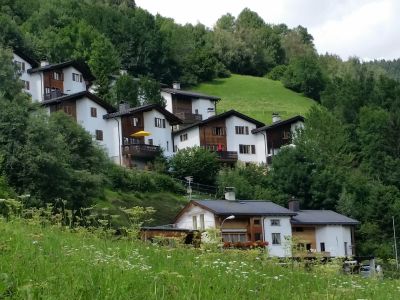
[130,130,152,137]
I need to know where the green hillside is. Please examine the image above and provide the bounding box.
[192,74,315,124]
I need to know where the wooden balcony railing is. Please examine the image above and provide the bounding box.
[175,112,202,123]
[44,90,67,100]
[122,143,160,159]
[213,150,238,162]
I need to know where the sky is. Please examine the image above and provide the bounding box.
[135,0,399,61]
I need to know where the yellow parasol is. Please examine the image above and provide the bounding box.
[130,130,152,137]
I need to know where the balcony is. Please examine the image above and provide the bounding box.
[44,90,67,100]
[175,112,202,124]
[122,143,160,159]
[213,151,238,162]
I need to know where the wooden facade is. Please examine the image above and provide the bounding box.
[292,225,317,250]
[43,70,64,100]
[199,118,227,150]
[49,100,77,121]
[172,94,192,115]
[266,123,292,155]
[121,112,145,145]
[216,216,264,242]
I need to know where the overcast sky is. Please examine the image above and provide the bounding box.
[135,0,399,61]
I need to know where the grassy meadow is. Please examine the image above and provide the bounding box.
[1,219,400,299]
[192,74,315,124]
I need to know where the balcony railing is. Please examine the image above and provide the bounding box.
[213,150,238,162]
[175,112,202,123]
[122,143,160,159]
[44,90,67,100]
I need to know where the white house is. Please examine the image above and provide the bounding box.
[12,50,39,99]
[161,82,220,125]
[42,91,120,163]
[103,103,182,168]
[173,110,265,165]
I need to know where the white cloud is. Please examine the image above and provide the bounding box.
[135,0,400,60]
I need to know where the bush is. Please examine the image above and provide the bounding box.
[267,65,287,80]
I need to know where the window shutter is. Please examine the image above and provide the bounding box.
[251,145,256,154]
[162,119,166,128]
[154,118,157,127]
[245,127,249,135]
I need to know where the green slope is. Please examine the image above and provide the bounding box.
[192,74,315,124]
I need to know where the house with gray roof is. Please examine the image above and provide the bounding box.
[173,192,359,257]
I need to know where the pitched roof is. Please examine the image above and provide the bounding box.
[291,210,359,225]
[42,91,116,113]
[104,103,183,125]
[252,115,305,133]
[13,49,39,68]
[28,60,95,81]
[162,88,221,101]
[173,110,265,134]
[193,200,297,216]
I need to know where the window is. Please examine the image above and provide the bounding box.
[222,233,247,243]
[14,61,25,73]
[45,87,51,95]
[166,141,169,151]
[212,127,225,136]
[272,233,281,245]
[195,109,199,114]
[239,144,256,154]
[63,106,73,116]
[148,139,153,145]
[131,117,140,127]
[180,133,188,141]
[90,107,97,118]
[293,227,304,232]
[207,107,214,112]
[192,216,197,229]
[72,73,83,82]
[283,131,291,140]
[95,130,103,141]
[155,117,166,128]
[200,214,205,230]
[235,126,249,135]
[53,71,63,81]
[254,233,262,241]
[22,80,30,90]
[253,219,261,225]
[320,242,325,252]
[174,145,178,152]
[270,219,280,226]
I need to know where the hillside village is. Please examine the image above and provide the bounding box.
[12,49,362,259]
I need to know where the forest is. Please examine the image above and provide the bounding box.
[1,0,400,258]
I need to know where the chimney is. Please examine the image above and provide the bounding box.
[288,197,300,212]
[40,60,49,67]
[224,187,236,201]
[172,82,181,90]
[119,101,130,111]
[272,112,281,123]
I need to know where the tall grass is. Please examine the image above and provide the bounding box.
[1,218,399,299]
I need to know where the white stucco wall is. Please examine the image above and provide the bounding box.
[76,97,120,162]
[143,110,174,157]
[173,127,201,151]
[192,98,216,120]
[13,53,41,101]
[175,204,216,230]
[63,66,87,95]
[315,225,353,257]
[226,116,264,163]
[161,92,173,114]
[263,216,293,257]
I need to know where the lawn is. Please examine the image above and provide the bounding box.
[1,219,399,299]
[192,74,316,124]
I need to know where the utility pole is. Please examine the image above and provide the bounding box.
[393,216,398,270]
[185,176,193,200]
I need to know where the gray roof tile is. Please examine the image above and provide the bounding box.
[291,210,359,225]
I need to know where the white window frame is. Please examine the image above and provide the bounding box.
[272,233,281,245]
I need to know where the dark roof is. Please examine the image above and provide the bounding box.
[28,60,95,81]
[173,110,265,134]
[252,115,305,133]
[42,91,116,113]
[291,210,359,225]
[193,200,297,216]
[162,88,221,101]
[104,103,183,125]
[13,49,39,68]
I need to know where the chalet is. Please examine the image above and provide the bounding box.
[173,192,359,258]
[41,91,120,163]
[252,114,304,165]
[27,60,94,102]
[13,49,39,97]
[104,103,182,168]
[161,82,220,126]
[173,110,265,164]
[289,199,359,257]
